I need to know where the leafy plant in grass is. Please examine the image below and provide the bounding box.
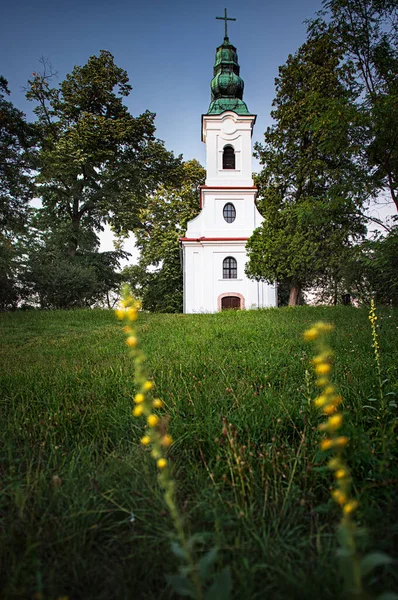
[116,286,232,600]
[305,320,397,600]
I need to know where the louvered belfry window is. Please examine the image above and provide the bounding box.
[223,257,237,279]
[223,145,235,169]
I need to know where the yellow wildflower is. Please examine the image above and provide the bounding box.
[327,413,343,430]
[335,469,348,479]
[133,405,144,417]
[343,500,359,515]
[161,434,173,447]
[157,458,167,469]
[141,435,151,446]
[335,436,349,448]
[134,393,145,404]
[121,297,133,308]
[303,327,319,341]
[115,308,126,320]
[321,439,333,451]
[323,404,337,415]
[143,381,153,391]
[315,363,331,376]
[147,414,159,427]
[332,489,347,506]
[127,308,138,321]
[126,336,138,348]
[314,395,328,407]
[153,398,163,409]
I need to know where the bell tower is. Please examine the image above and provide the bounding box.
[180,11,277,313]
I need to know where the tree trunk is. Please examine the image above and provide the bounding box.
[68,206,80,257]
[288,284,301,306]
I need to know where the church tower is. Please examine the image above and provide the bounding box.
[180,11,277,313]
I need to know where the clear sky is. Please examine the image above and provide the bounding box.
[1,0,322,164]
[1,0,393,256]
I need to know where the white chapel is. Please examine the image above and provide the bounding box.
[180,11,277,313]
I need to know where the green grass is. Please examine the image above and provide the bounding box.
[0,306,397,599]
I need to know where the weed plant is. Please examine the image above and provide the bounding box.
[0,306,397,599]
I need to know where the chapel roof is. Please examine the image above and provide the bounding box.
[207,35,250,116]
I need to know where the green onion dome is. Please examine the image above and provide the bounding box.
[208,37,250,115]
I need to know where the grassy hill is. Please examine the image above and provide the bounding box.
[1,306,397,599]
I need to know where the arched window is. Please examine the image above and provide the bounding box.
[223,202,236,223]
[223,145,235,169]
[223,256,237,279]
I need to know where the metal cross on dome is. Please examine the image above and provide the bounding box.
[216,8,236,39]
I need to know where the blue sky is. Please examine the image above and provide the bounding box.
[1,0,322,165]
[2,0,392,255]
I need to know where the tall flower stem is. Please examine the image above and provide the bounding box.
[116,285,204,600]
[304,322,363,599]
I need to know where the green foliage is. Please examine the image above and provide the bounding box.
[124,159,205,312]
[1,307,397,598]
[247,28,368,304]
[340,226,398,305]
[22,238,126,308]
[0,77,35,310]
[319,0,398,209]
[0,76,34,235]
[0,239,19,310]
[26,51,181,257]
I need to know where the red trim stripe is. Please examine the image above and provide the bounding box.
[199,185,257,190]
[180,237,249,242]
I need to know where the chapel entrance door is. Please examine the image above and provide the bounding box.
[221,296,241,310]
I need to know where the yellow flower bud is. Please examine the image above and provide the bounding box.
[141,435,151,446]
[147,414,159,427]
[321,439,333,451]
[134,393,145,404]
[127,308,138,321]
[314,395,328,408]
[327,413,343,430]
[335,436,349,448]
[343,500,359,515]
[335,469,348,479]
[152,398,163,409]
[315,363,331,376]
[332,489,347,506]
[123,326,132,333]
[143,381,153,391]
[161,434,173,447]
[303,327,319,341]
[323,404,337,415]
[133,405,143,417]
[314,322,334,333]
[115,309,126,320]
[121,296,133,308]
[157,458,167,469]
[126,336,138,348]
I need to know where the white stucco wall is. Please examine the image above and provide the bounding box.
[181,109,277,313]
[182,240,277,313]
[202,112,255,187]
